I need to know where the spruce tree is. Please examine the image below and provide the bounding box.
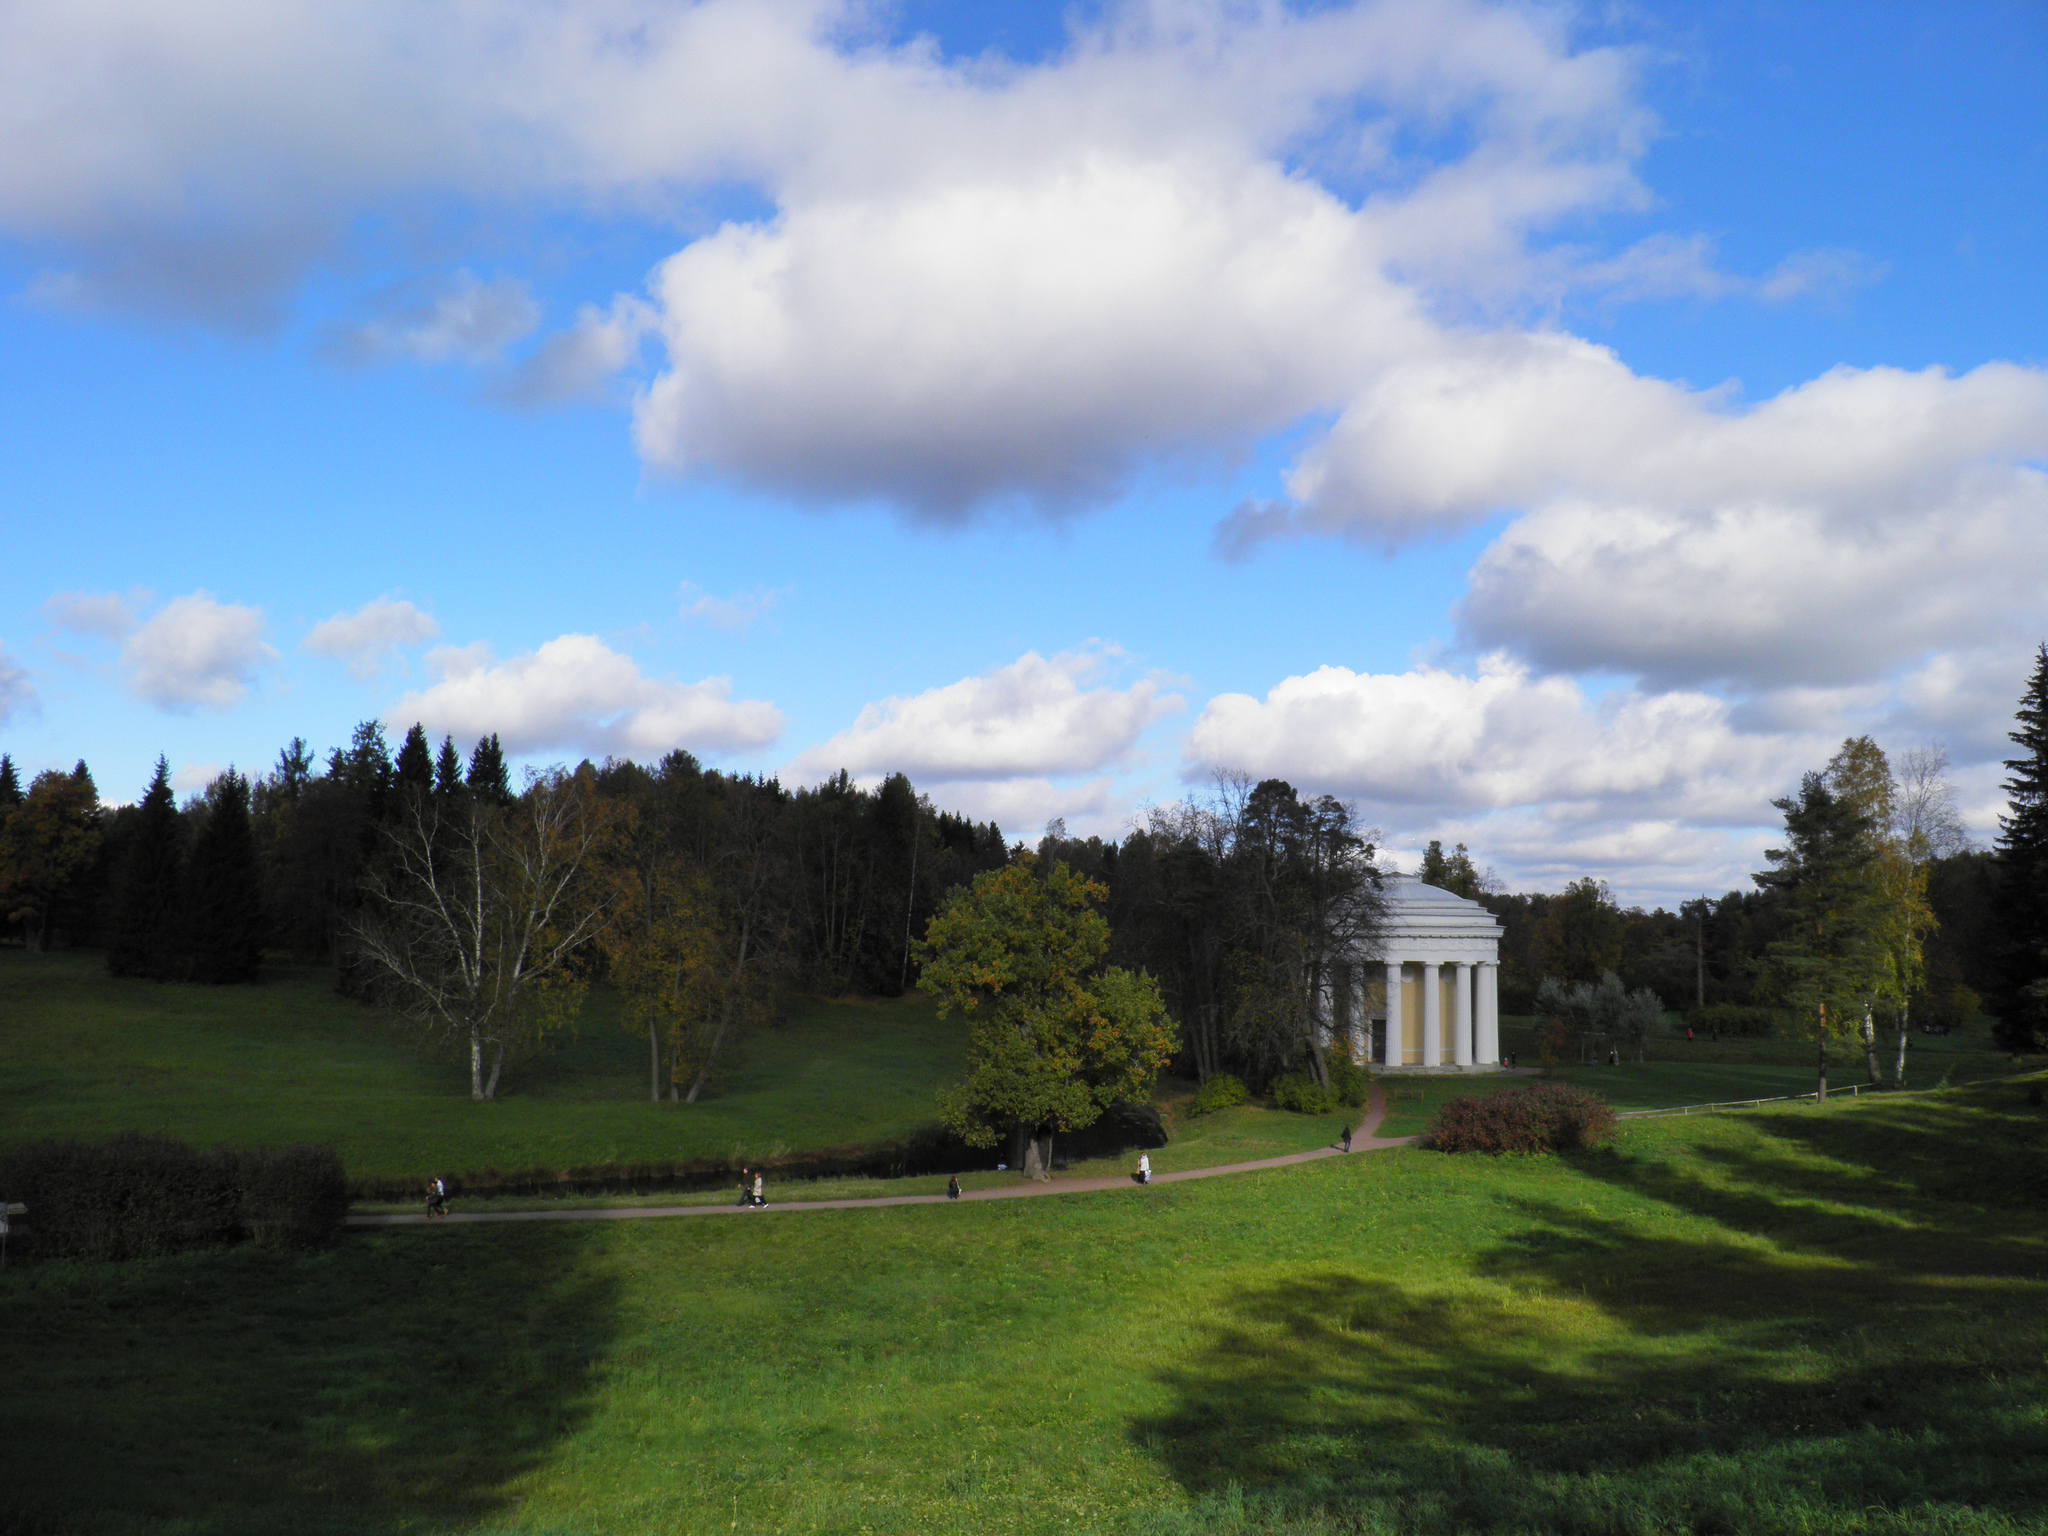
[434,735,465,797]
[109,758,187,980]
[1754,772,1890,1098]
[0,753,21,809]
[466,734,512,805]
[1990,642,2048,1048]
[189,770,265,984]
[395,723,434,796]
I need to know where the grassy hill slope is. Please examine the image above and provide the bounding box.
[5,1078,2045,1534]
[0,950,963,1180]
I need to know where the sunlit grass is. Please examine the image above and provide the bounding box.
[8,1078,2047,1534]
[0,949,963,1183]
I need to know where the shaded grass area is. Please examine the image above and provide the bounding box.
[0,949,961,1183]
[8,1080,2047,1534]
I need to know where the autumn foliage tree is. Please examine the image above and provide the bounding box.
[920,858,1177,1179]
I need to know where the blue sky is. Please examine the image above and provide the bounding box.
[2,0,2043,905]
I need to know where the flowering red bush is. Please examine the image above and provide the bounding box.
[1428,1082,1617,1154]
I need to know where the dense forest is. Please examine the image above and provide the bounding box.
[4,643,2044,1095]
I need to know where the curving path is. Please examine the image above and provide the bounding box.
[346,1085,1419,1228]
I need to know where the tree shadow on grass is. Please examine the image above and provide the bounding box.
[0,1223,617,1535]
[1132,1099,2048,1533]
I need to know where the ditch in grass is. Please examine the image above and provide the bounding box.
[12,1080,2048,1535]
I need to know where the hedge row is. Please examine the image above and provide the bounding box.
[348,1106,1169,1204]
[1428,1082,1617,1154]
[0,1134,348,1262]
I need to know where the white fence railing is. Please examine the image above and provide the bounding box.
[1616,1080,1937,1118]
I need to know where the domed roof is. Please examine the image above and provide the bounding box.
[1374,873,1502,952]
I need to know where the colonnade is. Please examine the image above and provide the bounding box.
[1339,958,1500,1068]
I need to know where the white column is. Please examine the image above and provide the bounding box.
[1346,961,1366,1065]
[1422,962,1441,1067]
[1453,961,1474,1066]
[1383,961,1402,1065]
[1479,962,1500,1064]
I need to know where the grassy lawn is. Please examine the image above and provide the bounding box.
[6,1078,2046,1534]
[0,949,964,1183]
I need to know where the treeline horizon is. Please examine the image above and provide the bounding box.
[4,641,2042,1092]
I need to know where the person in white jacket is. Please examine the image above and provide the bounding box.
[1136,1154,1151,1186]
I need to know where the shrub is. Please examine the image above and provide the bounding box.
[1187,1074,1249,1116]
[1428,1082,1617,1154]
[1686,1003,1779,1038]
[1326,1055,1370,1109]
[1269,1073,1331,1115]
[0,1134,347,1262]
[238,1144,350,1250]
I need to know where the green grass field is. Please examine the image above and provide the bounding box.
[6,1077,2045,1534]
[0,950,965,1182]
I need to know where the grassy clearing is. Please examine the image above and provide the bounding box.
[7,1078,2047,1534]
[0,950,961,1182]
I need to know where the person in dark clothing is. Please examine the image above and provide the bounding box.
[1340,1125,1352,1153]
[946,1176,961,1200]
[737,1168,752,1208]
[426,1177,447,1218]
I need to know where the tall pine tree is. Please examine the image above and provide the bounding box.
[1755,772,1888,1100]
[395,723,434,796]
[0,754,21,809]
[189,769,265,984]
[109,758,187,980]
[434,735,465,797]
[466,734,512,805]
[1990,642,2048,1049]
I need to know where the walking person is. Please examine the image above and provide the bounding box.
[946,1175,961,1200]
[752,1171,765,1208]
[1340,1125,1352,1154]
[737,1168,752,1208]
[426,1177,447,1219]
[1135,1154,1151,1186]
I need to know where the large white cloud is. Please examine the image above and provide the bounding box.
[387,634,782,758]
[118,593,275,711]
[1187,653,1823,819]
[1183,655,1852,901]
[302,597,439,678]
[786,648,1180,783]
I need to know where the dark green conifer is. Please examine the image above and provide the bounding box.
[1991,643,2048,1048]
[434,735,464,797]
[108,758,187,980]
[395,723,434,795]
[189,770,265,984]
[466,734,512,805]
[0,753,21,809]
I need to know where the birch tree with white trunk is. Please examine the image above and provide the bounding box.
[351,768,613,1101]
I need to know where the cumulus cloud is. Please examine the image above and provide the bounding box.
[170,761,225,795]
[679,581,783,633]
[917,777,1121,842]
[119,593,274,710]
[303,597,439,678]
[387,634,783,757]
[45,590,140,639]
[786,648,1181,783]
[0,644,36,723]
[502,297,654,407]
[1183,654,1852,902]
[333,272,540,366]
[1186,654,1821,823]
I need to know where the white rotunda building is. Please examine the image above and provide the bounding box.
[1334,876,1505,1071]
